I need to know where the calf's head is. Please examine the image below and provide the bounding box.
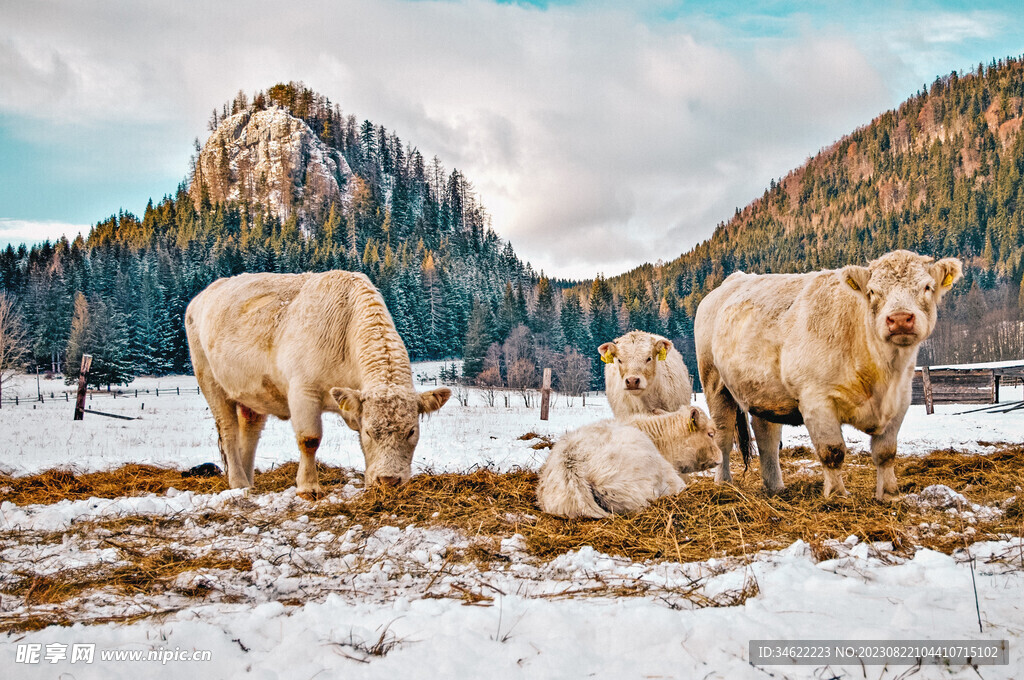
[599,331,672,393]
[841,250,962,348]
[331,385,451,487]
[632,406,722,474]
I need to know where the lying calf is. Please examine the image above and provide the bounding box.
[537,407,721,519]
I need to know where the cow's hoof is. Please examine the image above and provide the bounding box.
[297,487,323,501]
[764,484,786,497]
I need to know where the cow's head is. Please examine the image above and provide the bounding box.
[840,250,962,348]
[598,331,672,394]
[330,385,451,487]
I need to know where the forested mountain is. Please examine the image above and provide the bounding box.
[0,82,536,386]
[4,57,1024,392]
[598,56,1024,377]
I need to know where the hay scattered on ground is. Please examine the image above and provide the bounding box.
[0,461,357,505]
[1,445,1022,634]
[5,445,1020,564]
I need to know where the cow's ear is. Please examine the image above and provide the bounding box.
[331,387,363,431]
[930,257,963,293]
[418,388,451,415]
[688,406,700,433]
[840,265,870,296]
[598,342,617,364]
[654,338,672,361]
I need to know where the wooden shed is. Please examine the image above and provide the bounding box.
[912,363,1024,411]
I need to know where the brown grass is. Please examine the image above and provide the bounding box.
[1,445,1022,634]
[0,461,355,505]
[3,548,252,607]
[314,444,1024,564]
[2,446,1022,579]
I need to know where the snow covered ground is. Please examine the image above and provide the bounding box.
[1,368,1021,478]
[1,364,1023,678]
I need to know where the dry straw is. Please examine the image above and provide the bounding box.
[3,444,1022,566]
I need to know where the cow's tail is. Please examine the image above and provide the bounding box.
[538,458,610,519]
[735,405,753,471]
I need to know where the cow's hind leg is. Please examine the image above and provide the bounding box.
[701,364,738,483]
[288,384,324,499]
[196,371,247,488]
[236,404,268,487]
[750,415,784,495]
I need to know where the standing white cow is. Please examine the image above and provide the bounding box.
[695,250,962,500]
[536,406,721,519]
[598,330,693,419]
[185,270,451,496]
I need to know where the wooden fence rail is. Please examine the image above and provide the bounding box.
[912,364,1024,412]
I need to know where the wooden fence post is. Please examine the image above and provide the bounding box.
[74,354,93,421]
[921,365,934,415]
[540,368,552,420]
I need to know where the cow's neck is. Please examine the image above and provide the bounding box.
[349,296,413,390]
[860,325,920,423]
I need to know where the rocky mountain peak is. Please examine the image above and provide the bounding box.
[191,106,353,222]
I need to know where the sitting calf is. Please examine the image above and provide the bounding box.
[537,407,721,519]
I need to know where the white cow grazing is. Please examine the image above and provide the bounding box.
[598,330,693,419]
[695,250,962,500]
[537,407,721,519]
[185,270,451,496]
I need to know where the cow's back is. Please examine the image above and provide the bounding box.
[696,268,874,408]
[186,271,382,417]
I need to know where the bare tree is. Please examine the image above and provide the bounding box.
[452,383,469,407]
[502,324,535,368]
[0,293,28,408]
[506,359,537,407]
[554,347,592,406]
[476,365,503,407]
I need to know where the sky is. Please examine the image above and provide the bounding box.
[1,1,1022,279]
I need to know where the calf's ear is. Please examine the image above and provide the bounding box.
[840,265,870,296]
[331,387,363,431]
[597,342,617,364]
[687,406,700,433]
[930,257,963,293]
[418,388,451,415]
[654,338,672,361]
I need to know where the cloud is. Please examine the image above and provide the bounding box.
[0,218,90,245]
[0,1,1018,278]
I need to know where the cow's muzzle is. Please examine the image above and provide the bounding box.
[624,377,643,391]
[885,312,918,344]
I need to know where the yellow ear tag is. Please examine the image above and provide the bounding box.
[656,347,668,361]
[600,352,615,364]
[942,273,954,287]
[846,277,860,291]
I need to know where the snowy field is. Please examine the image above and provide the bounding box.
[1,362,1023,678]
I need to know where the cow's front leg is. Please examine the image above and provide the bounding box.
[802,404,849,498]
[289,384,324,500]
[870,412,906,502]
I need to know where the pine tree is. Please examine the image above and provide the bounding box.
[560,291,592,355]
[531,275,562,350]
[462,298,495,380]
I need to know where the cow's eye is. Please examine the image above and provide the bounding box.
[407,427,417,440]
[925,283,933,292]
[646,357,652,363]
